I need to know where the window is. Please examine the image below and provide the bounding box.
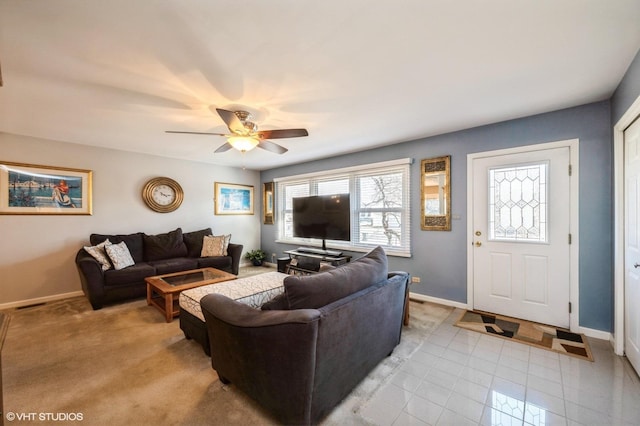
[275,159,411,256]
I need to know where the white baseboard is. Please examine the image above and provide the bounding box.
[240,260,277,268]
[409,292,469,310]
[0,290,84,311]
[609,334,625,356]
[575,325,612,342]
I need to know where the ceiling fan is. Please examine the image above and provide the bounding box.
[166,108,308,154]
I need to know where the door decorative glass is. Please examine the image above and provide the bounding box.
[489,162,548,242]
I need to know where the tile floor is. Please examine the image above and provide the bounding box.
[361,308,640,426]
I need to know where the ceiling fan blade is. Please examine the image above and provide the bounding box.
[214,142,233,153]
[216,108,246,134]
[165,130,228,136]
[257,129,308,139]
[257,140,288,154]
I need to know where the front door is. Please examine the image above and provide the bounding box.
[624,116,640,375]
[470,145,572,328]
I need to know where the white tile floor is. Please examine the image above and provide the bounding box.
[361,308,640,426]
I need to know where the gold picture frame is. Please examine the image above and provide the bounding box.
[0,161,93,215]
[421,156,451,231]
[263,182,274,224]
[214,182,254,215]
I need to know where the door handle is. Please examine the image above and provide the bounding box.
[475,241,482,247]
[635,263,640,269]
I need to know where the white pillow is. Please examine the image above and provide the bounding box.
[219,234,231,255]
[105,241,135,270]
[83,239,112,271]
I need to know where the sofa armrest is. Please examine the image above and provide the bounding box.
[226,242,243,275]
[200,293,320,425]
[75,249,106,309]
[388,271,409,280]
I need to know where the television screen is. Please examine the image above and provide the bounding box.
[293,194,351,241]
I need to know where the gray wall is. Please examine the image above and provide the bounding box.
[261,101,613,332]
[612,47,640,124]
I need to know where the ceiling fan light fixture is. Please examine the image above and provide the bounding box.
[228,135,259,152]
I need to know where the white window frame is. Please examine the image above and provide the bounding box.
[274,158,412,257]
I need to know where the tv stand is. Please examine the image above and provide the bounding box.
[296,247,343,257]
[284,249,352,275]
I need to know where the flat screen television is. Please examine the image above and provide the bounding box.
[293,194,351,251]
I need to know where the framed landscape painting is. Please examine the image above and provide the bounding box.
[214,182,254,215]
[0,161,93,215]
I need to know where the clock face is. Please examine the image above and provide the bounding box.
[152,184,176,205]
[142,177,183,213]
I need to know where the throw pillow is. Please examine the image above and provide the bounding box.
[83,239,112,271]
[90,232,145,263]
[201,235,225,257]
[143,228,188,261]
[105,241,135,270]
[283,246,388,310]
[183,228,213,257]
[219,234,231,256]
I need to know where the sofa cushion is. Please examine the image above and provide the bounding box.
[197,256,232,271]
[103,263,156,287]
[261,292,289,310]
[147,257,199,275]
[183,228,213,257]
[283,246,388,310]
[90,232,145,263]
[144,228,188,261]
[105,241,136,270]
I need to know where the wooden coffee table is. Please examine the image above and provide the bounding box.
[146,267,236,322]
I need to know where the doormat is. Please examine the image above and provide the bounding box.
[455,310,593,361]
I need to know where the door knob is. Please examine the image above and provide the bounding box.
[475,241,482,247]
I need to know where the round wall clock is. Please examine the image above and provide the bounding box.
[142,177,184,213]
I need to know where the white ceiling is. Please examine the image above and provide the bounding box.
[1,1,639,171]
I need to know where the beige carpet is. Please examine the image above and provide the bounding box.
[1,268,452,425]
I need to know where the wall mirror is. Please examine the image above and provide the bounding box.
[421,155,451,231]
[263,182,274,224]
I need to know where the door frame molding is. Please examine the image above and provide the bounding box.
[466,139,580,331]
[613,94,640,356]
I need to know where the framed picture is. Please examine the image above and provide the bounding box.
[214,182,254,215]
[263,182,274,224]
[0,161,93,215]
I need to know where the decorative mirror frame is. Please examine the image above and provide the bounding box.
[263,182,274,224]
[421,155,451,231]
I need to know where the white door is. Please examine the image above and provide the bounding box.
[471,147,571,328]
[624,117,640,374]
